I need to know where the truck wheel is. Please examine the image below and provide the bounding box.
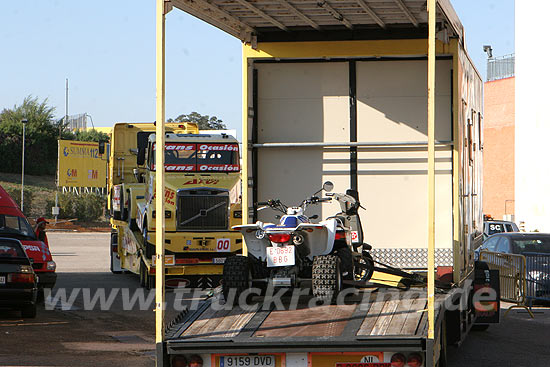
[222,256,251,304]
[139,260,147,288]
[312,255,342,303]
[110,233,122,274]
[21,304,37,319]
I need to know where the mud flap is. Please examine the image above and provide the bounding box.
[473,264,500,324]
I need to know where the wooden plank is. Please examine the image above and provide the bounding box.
[400,295,427,335]
[181,305,226,337]
[357,291,393,335]
[384,293,418,335]
[254,304,356,338]
[192,307,234,338]
[224,306,261,338]
[370,296,402,335]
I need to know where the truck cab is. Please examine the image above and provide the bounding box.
[108,123,242,289]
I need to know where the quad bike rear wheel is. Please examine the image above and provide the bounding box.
[312,255,342,303]
[222,256,252,304]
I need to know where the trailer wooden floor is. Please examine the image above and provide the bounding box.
[167,289,449,341]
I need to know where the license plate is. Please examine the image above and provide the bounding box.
[0,276,5,284]
[267,246,295,267]
[213,257,226,264]
[220,355,275,367]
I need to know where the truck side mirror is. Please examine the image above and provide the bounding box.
[99,141,105,155]
[137,148,146,166]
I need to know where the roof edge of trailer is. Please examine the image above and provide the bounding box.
[171,0,464,45]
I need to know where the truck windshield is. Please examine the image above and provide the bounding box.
[151,143,239,172]
[0,214,36,239]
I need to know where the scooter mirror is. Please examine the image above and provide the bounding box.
[323,181,334,192]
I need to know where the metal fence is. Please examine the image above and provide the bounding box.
[523,252,550,304]
[487,54,515,81]
[479,251,534,317]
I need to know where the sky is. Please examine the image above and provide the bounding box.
[0,0,514,136]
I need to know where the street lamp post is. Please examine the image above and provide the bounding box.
[21,118,28,212]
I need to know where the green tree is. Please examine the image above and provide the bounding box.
[169,111,227,130]
[0,96,61,175]
[74,129,109,143]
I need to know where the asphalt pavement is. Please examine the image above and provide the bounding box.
[0,232,549,366]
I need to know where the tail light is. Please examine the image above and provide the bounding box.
[268,233,291,243]
[8,273,35,283]
[390,353,406,367]
[406,353,423,367]
[335,231,346,240]
[189,355,203,367]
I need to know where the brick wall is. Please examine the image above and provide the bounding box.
[483,77,515,219]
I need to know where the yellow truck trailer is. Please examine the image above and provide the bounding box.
[107,122,242,288]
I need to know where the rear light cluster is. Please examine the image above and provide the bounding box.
[171,354,203,367]
[8,273,35,283]
[391,353,423,367]
[268,233,291,243]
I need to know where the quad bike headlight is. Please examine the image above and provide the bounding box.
[292,234,304,245]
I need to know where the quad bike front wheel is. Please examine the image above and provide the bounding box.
[312,255,342,303]
[222,256,252,304]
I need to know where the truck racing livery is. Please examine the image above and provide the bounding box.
[108,122,242,288]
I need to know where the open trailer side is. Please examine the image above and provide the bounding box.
[156,1,498,366]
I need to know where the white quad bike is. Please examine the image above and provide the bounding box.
[223,182,375,302]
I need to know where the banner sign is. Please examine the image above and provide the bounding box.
[58,140,106,187]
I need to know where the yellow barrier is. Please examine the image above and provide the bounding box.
[479,251,534,318]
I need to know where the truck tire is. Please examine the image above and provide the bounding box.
[312,255,342,303]
[21,304,37,319]
[222,256,251,304]
[110,233,122,274]
[139,260,147,288]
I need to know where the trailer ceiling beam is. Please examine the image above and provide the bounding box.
[277,0,321,31]
[355,0,386,29]
[393,0,418,27]
[172,0,255,42]
[233,0,289,32]
[317,0,353,30]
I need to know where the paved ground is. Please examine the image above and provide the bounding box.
[1,232,549,366]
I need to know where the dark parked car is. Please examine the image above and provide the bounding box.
[478,233,550,300]
[0,237,38,318]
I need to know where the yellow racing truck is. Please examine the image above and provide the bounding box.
[107,122,242,288]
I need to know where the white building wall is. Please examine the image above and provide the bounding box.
[515,1,550,231]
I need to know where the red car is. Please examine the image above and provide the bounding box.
[0,186,56,291]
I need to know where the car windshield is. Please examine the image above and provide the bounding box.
[512,238,550,254]
[0,214,36,239]
[150,143,239,172]
[0,240,26,258]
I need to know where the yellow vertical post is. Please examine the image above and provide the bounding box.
[155,0,166,358]
[427,0,436,340]
[241,47,249,255]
